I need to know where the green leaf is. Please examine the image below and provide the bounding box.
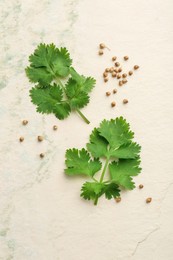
[80,182,105,201]
[87,128,108,158]
[104,183,121,200]
[98,117,134,149]
[109,142,141,159]
[109,158,141,190]
[65,148,102,177]
[30,84,71,119]
[65,78,89,109]
[26,43,72,85]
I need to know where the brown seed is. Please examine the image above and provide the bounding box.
[129,70,133,76]
[111,101,116,107]
[38,136,43,142]
[106,91,111,96]
[104,77,108,83]
[134,65,139,70]
[53,125,58,130]
[99,43,105,49]
[40,153,45,158]
[123,99,128,104]
[122,79,128,84]
[115,197,121,203]
[98,50,104,55]
[117,74,121,79]
[110,67,114,73]
[119,81,123,86]
[112,56,117,61]
[114,68,119,73]
[19,137,24,142]
[22,120,28,125]
[118,68,122,73]
[105,68,110,72]
[139,184,144,189]
[115,62,120,67]
[124,56,129,61]
[113,89,117,94]
[103,72,108,78]
[146,197,152,203]
[112,72,117,78]
[122,73,127,78]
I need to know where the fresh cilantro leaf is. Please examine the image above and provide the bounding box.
[65,117,142,205]
[109,158,141,190]
[26,43,96,124]
[65,148,102,177]
[30,84,71,119]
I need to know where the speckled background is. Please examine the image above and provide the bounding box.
[0,0,173,259]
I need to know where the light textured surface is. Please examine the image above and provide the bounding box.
[0,0,173,259]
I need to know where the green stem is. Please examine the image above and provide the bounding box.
[94,157,109,205]
[56,79,90,124]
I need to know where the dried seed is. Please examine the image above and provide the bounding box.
[118,68,122,73]
[119,81,123,86]
[106,91,111,96]
[122,79,128,84]
[122,73,127,78]
[105,68,110,72]
[53,125,58,130]
[134,65,139,70]
[117,74,121,79]
[110,67,114,73]
[115,62,120,67]
[19,137,24,142]
[129,70,133,76]
[38,136,43,142]
[123,99,128,104]
[112,72,117,78]
[113,89,117,94]
[40,153,45,158]
[111,101,116,107]
[103,72,108,78]
[99,43,105,49]
[98,50,104,55]
[115,197,121,203]
[114,68,119,73]
[139,184,144,189]
[22,120,28,125]
[112,56,117,61]
[104,77,108,83]
[124,56,129,61]
[146,197,152,203]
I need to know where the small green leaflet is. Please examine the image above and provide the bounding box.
[65,117,142,205]
[26,43,96,124]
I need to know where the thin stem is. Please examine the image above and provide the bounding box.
[94,157,109,205]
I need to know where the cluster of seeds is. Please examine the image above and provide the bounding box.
[115,184,152,204]
[98,43,140,107]
[19,120,58,158]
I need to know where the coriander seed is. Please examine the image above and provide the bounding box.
[111,101,116,107]
[139,184,144,189]
[99,43,105,49]
[19,137,24,142]
[113,89,117,94]
[53,125,58,130]
[112,56,117,61]
[40,153,45,158]
[98,50,104,55]
[112,72,117,77]
[118,68,122,73]
[114,68,119,73]
[110,67,114,73]
[146,197,152,203]
[119,81,123,86]
[106,91,111,96]
[122,73,127,78]
[117,74,121,79]
[122,79,127,84]
[105,68,110,72]
[129,70,133,76]
[134,65,139,70]
[124,56,129,61]
[22,120,28,125]
[103,72,108,78]
[104,77,108,83]
[123,99,128,104]
[38,136,43,142]
[115,197,121,203]
[115,62,120,67]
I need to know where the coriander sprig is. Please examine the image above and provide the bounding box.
[26,43,96,124]
[65,117,141,205]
